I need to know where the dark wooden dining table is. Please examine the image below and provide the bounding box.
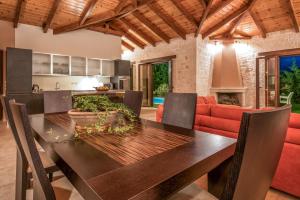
[29,113,236,200]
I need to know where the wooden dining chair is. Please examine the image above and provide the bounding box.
[162,92,197,129]
[9,101,83,200]
[123,90,143,117]
[1,96,59,200]
[43,91,72,114]
[169,105,291,200]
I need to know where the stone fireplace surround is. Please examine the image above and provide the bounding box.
[210,87,248,107]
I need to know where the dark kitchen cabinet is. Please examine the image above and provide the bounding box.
[6,47,32,94]
[0,50,3,120]
[114,60,130,76]
[6,94,44,114]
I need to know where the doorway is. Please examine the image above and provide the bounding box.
[256,48,300,113]
[138,59,173,107]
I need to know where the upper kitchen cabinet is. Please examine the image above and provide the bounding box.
[102,60,114,77]
[87,59,101,76]
[6,48,32,94]
[71,56,86,76]
[32,53,51,75]
[53,55,70,75]
[114,60,131,76]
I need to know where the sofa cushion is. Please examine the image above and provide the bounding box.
[289,113,300,129]
[156,104,163,122]
[195,104,211,116]
[210,117,241,133]
[197,96,207,104]
[194,115,211,127]
[286,128,300,145]
[206,96,217,104]
[211,105,252,121]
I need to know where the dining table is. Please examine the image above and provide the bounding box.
[28,113,236,200]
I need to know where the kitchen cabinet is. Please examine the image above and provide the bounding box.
[87,59,101,75]
[71,56,86,76]
[6,48,32,94]
[53,55,70,75]
[6,94,44,114]
[33,53,51,75]
[102,60,114,76]
[114,60,130,76]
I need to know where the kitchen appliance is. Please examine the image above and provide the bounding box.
[119,78,130,90]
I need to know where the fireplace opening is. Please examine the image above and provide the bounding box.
[217,93,241,106]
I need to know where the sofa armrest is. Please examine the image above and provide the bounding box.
[156,104,164,122]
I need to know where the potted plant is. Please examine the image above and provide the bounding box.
[68,95,137,137]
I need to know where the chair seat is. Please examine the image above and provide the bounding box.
[169,184,217,200]
[27,151,58,173]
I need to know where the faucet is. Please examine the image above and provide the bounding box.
[55,82,60,90]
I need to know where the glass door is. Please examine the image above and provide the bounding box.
[138,64,153,107]
[265,56,279,107]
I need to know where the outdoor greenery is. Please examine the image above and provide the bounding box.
[152,63,169,97]
[280,59,300,113]
[73,95,137,136]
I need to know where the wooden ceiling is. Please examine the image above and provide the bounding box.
[0,0,299,51]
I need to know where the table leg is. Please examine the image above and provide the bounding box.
[15,150,28,200]
[208,157,233,198]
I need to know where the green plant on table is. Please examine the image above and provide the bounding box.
[73,95,138,137]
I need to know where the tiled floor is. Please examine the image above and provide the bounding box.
[0,108,298,200]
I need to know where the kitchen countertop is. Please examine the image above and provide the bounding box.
[71,90,125,95]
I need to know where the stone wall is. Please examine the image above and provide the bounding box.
[235,29,300,107]
[130,34,197,93]
[128,28,300,108]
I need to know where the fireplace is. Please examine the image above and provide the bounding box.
[210,87,247,107]
[217,93,241,106]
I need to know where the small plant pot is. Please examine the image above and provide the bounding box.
[68,109,117,127]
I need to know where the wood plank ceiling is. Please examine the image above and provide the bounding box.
[0,0,299,51]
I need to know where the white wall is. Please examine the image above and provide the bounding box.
[15,24,122,59]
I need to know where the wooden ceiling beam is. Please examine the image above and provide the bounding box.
[169,0,198,28]
[195,0,213,37]
[202,5,249,38]
[110,23,146,49]
[88,25,124,36]
[249,11,266,38]
[132,11,170,43]
[115,0,128,14]
[207,0,235,18]
[287,0,299,32]
[199,0,207,9]
[14,0,25,28]
[80,0,99,25]
[234,29,252,37]
[119,18,156,46]
[43,0,61,33]
[209,35,251,40]
[122,40,135,51]
[53,0,154,34]
[228,14,245,35]
[148,3,186,39]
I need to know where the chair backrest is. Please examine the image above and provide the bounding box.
[123,90,143,117]
[9,101,56,200]
[287,92,294,104]
[1,96,27,159]
[44,91,72,114]
[221,105,291,200]
[162,93,197,129]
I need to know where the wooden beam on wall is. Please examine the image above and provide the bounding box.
[14,0,25,28]
[202,5,248,38]
[88,26,124,36]
[53,0,154,34]
[132,11,170,43]
[119,18,156,46]
[80,0,99,25]
[148,3,186,39]
[122,40,135,51]
[249,11,266,38]
[195,0,213,37]
[43,0,61,33]
[287,0,299,32]
[169,0,198,28]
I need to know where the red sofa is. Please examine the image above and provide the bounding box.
[156,97,300,197]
